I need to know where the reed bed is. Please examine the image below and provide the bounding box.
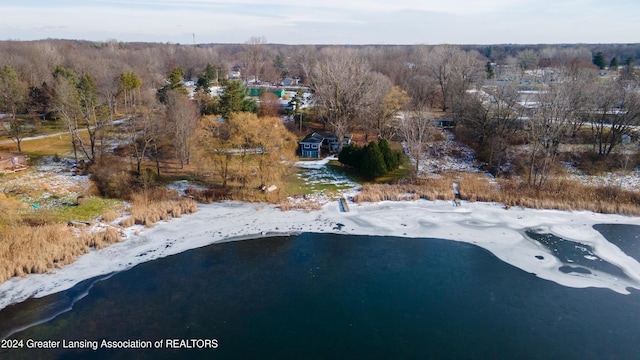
[101,209,119,223]
[0,186,199,283]
[0,224,122,283]
[354,173,499,203]
[127,188,198,227]
[355,173,640,216]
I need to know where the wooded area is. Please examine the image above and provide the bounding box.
[1,39,639,194]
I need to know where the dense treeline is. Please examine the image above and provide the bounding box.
[1,39,640,191]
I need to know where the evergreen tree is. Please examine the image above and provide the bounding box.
[196,63,216,93]
[218,80,255,119]
[53,65,77,84]
[338,144,363,169]
[378,138,399,171]
[625,57,635,67]
[119,72,142,115]
[273,54,287,79]
[28,83,51,118]
[287,89,305,130]
[360,141,387,179]
[610,57,619,70]
[592,51,606,69]
[157,67,187,103]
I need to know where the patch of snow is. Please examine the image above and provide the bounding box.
[3,199,640,315]
[167,180,208,196]
[295,156,337,169]
[413,132,479,176]
[562,162,640,192]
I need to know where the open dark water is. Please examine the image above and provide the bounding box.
[1,228,640,359]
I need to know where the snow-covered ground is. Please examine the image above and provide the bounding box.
[0,157,91,208]
[293,156,358,199]
[2,198,640,314]
[416,132,479,176]
[562,162,640,192]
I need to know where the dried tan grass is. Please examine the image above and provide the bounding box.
[128,190,198,227]
[497,179,640,215]
[101,210,119,223]
[0,224,122,283]
[355,173,499,203]
[119,216,135,227]
[279,198,323,212]
[184,188,228,203]
[355,173,640,216]
[81,226,122,250]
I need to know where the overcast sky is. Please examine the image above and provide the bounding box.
[2,0,638,45]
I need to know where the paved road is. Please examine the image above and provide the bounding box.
[0,118,129,146]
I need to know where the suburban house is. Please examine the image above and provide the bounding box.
[298,131,352,158]
[299,133,324,158]
[228,66,241,79]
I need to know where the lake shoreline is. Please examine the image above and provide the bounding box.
[2,198,640,312]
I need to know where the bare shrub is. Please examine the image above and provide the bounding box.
[184,187,229,203]
[90,156,133,198]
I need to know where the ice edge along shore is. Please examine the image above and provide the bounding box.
[2,198,640,313]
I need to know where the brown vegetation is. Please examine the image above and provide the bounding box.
[0,186,198,283]
[127,188,198,227]
[101,209,119,223]
[278,196,324,212]
[0,224,122,283]
[184,187,230,203]
[355,173,640,216]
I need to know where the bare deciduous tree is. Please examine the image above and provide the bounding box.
[166,91,200,168]
[52,71,82,163]
[525,81,576,186]
[311,47,380,149]
[419,45,484,112]
[243,36,268,84]
[458,84,523,172]
[398,107,439,177]
[126,89,161,174]
[0,65,29,152]
[289,45,318,84]
[591,80,640,156]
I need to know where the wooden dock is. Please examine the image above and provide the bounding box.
[339,197,350,212]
